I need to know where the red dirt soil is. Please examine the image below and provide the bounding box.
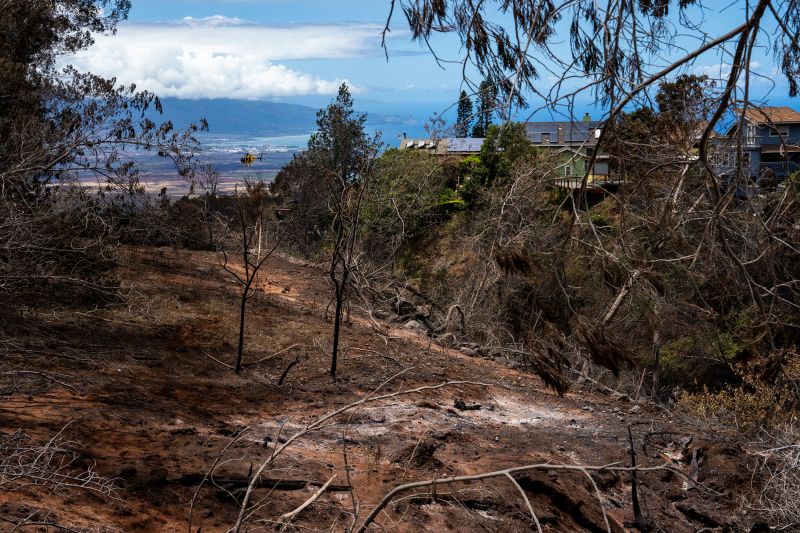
[0,247,754,532]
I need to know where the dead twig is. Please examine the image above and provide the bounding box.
[245,344,306,368]
[277,473,337,531]
[187,426,249,533]
[277,357,301,386]
[1,371,78,393]
[200,350,234,370]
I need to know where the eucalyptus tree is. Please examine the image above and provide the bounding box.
[381,1,800,401]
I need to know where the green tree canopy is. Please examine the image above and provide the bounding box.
[471,80,495,138]
[479,122,538,182]
[307,83,381,185]
[455,90,473,138]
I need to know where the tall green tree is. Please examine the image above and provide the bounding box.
[455,90,473,137]
[308,84,376,185]
[471,80,495,138]
[654,74,716,150]
[308,84,382,379]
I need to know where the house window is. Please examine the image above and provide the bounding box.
[746,124,756,144]
[769,125,790,137]
[565,164,572,177]
[742,152,751,167]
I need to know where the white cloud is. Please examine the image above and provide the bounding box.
[64,16,382,99]
[179,15,252,27]
[693,61,763,80]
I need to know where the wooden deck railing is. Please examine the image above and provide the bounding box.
[760,161,800,175]
[549,172,623,190]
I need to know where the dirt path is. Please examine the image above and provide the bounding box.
[0,247,751,532]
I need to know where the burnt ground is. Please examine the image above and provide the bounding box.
[0,247,756,532]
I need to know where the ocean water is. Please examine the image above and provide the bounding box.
[74,133,306,196]
[77,125,413,197]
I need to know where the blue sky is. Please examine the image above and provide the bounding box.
[127,0,392,24]
[66,1,797,126]
[75,0,467,117]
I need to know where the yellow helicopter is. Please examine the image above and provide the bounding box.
[240,152,263,166]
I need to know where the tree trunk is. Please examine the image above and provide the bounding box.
[651,329,661,401]
[330,283,345,379]
[235,289,248,374]
[651,304,661,401]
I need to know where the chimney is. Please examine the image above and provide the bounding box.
[557,125,564,143]
[403,132,407,139]
[583,113,591,123]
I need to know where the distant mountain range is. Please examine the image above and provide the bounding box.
[156,98,425,138]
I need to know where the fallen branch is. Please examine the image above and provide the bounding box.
[503,471,542,532]
[570,367,630,398]
[601,270,641,327]
[277,473,337,530]
[181,473,350,492]
[1,371,78,393]
[0,424,117,499]
[245,344,306,367]
[355,461,704,533]
[231,372,491,531]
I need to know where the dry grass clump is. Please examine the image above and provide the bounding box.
[747,423,800,529]
[676,352,800,433]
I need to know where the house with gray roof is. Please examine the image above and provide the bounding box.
[716,106,800,183]
[399,137,484,156]
[525,114,611,182]
[398,115,615,187]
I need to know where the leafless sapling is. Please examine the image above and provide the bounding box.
[218,181,287,374]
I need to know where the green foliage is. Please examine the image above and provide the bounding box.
[363,149,449,241]
[606,75,716,176]
[479,123,538,184]
[470,80,495,138]
[717,332,743,361]
[455,90,473,138]
[547,186,570,206]
[437,187,465,212]
[449,123,541,207]
[456,155,487,205]
[588,201,616,230]
[659,337,700,386]
[307,84,381,184]
[655,74,716,125]
[788,170,800,191]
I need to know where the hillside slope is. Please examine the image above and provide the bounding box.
[156,98,420,137]
[0,247,755,532]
